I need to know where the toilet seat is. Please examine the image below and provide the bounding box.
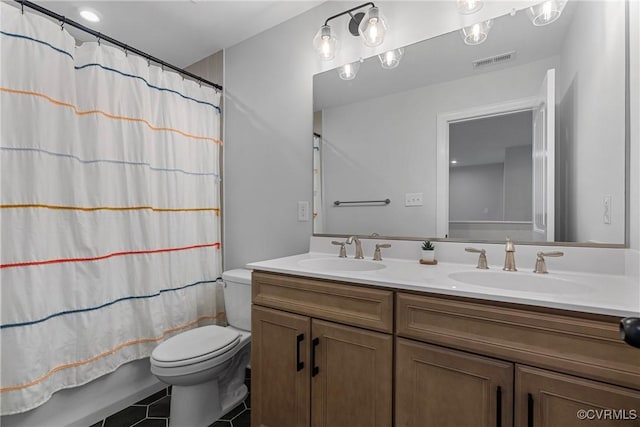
[151,325,240,368]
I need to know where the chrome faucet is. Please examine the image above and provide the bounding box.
[346,236,364,259]
[533,251,564,274]
[503,237,517,271]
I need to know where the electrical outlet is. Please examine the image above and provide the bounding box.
[405,192,423,207]
[298,201,310,221]
[603,195,611,224]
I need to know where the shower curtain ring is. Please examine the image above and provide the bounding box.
[21,2,24,15]
[61,16,66,31]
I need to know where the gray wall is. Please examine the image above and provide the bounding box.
[504,144,533,221]
[632,0,640,251]
[185,50,224,87]
[450,163,504,222]
[556,1,626,243]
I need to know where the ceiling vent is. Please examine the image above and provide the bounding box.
[472,51,516,69]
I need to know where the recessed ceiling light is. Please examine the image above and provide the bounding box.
[450,160,458,164]
[79,8,101,23]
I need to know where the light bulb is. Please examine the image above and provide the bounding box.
[456,0,483,15]
[460,19,493,45]
[359,7,387,47]
[313,25,337,61]
[472,24,480,41]
[338,61,360,80]
[542,1,553,21]
[527,0,566,26]
[378,48,404,70]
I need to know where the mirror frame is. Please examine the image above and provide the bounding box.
[312,1,630,248]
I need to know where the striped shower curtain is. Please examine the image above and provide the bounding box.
[0,3,222,415]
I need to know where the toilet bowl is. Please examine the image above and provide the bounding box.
[150,269,252,427]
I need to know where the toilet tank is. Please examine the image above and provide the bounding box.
[221,269,252,331]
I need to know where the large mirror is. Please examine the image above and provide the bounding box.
[313,1,627,245]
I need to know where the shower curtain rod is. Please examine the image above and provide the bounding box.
[14,0,223,92]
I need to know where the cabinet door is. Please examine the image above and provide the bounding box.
[515,365,640,427]
[311,319,393,427]
[252,305,310,427]
[396,338,513,427]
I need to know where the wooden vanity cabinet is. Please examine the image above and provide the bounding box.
[251,272,393,427]
[396,291,640,427]
[515,365,640,427]
[251,271,640,427]
[396,338,514,427]
[252,305,310,427]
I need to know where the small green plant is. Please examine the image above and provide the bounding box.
[421,240,434,251]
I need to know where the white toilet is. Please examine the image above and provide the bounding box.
[150,269,252,427]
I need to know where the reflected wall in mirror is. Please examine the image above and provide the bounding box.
[313,0,627,245]
[448,111,534,241]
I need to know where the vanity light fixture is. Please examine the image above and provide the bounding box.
[460,20,493,45]
[378,48,404,69]
[338,60,361,80]
[527,0,566,26]
[314,2,388,61]
[456,0,483,15]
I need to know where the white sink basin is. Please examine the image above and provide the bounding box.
[448,271,587,295]
[298,257,386,272]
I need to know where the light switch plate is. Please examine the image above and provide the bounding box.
[603,195,611,224]
[405,192,423,207]
[298,201,310,221]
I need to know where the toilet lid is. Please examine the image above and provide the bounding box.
[152,325,240,363]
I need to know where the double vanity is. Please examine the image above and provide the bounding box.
[247,238,640,427]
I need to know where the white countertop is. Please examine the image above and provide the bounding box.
[247,251,640,318]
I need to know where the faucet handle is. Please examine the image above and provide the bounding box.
[465,247,489,269]
[331,241,347,258]
[373,243,391,261]
[533,251,564,274]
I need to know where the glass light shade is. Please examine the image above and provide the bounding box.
[358,6,387,47]
[527,0,566,26]
[337,61,360,80]
[456,0,483,15]
[313,25,337,60]
[460,20,493,45]
[378,48,404,70]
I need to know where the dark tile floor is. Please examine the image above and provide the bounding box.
[89,370,250,427]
